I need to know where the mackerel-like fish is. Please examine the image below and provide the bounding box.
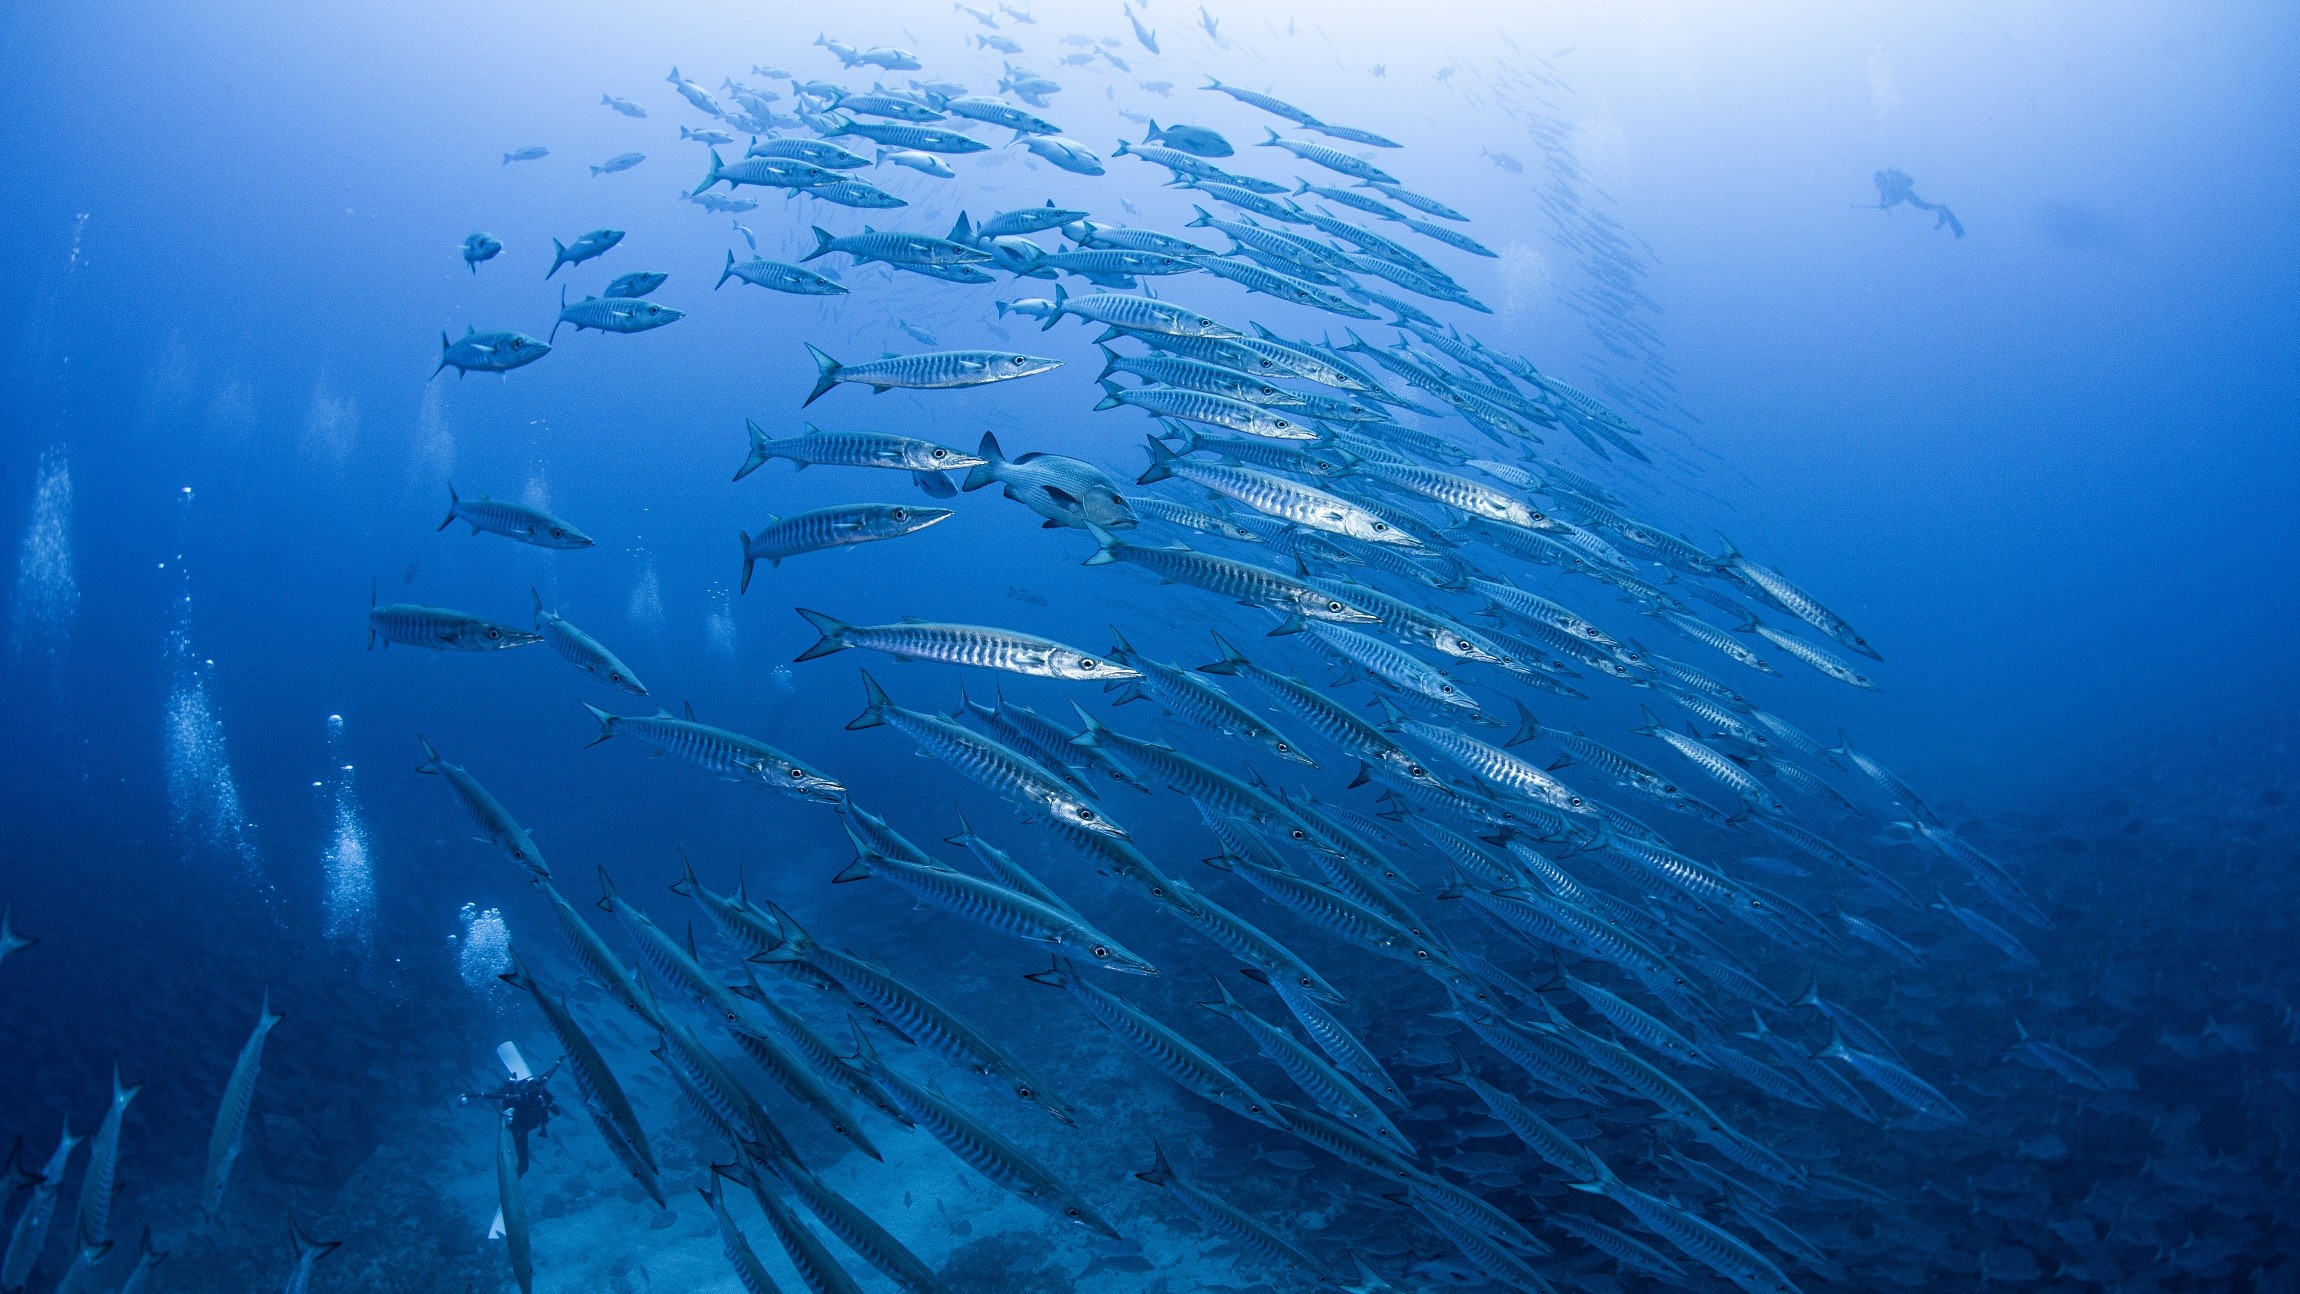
[368,592,541,652]
[438,485,592,549]
[1040,284,1240,338]
[1081,525,1381,626]
[761,902,1074,1124]
[1356,459,1565,533]
[794,608,1134,681]
[201,995,281,1221]
[581,702,846,803]
[1096,381,1317,440]
[416,738,550,877]
[1753,621,1880,689]
[1203,981,1413,1152]
[1297,620,1479,712]
[550,288,683,343]
[848,1025,1118,1236]
[1195,631,1443,791]
[1104,625,1314,765]
[849,671,1125,838]
[74,1065,140,1249]
[1719,536,1878,659]
[495,1110,532,1294]
[1134,1144,1335,1283]
[532,589,647,695]
[1028,958,1281,1126]
[836,834,1156,973]
[718,253,848,295]
[499,951,660,1203]
[739,502,953,588]
[734,419,981,484]
[1137,439,1417,547]
[804,344,1059,405]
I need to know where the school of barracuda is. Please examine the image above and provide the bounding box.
[9,11,2293,1294]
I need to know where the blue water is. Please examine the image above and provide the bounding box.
[2,2,2296,1291]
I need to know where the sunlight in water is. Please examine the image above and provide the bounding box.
[8,444,76,666]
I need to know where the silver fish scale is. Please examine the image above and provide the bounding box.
[866,852,1136,966]
[964,701,1096,797]
[800,941,1045,1099]
[1604,837,1743,908]
[1128,330,1292,375]
[614,715,828,797]
[765,429,955,470]
[1093,725,1285,823]
[1120,651,1298,755]
[1454,1010,1617,1104]
[750,507,873,560]
[1215,653,1428,771]
[1112,353,1303,405]
[1221,852,1415,956]
[1113,386,1314,439]
[1403,720,1590,815]
[370,605,532,650]
[1214,994,1408,1149]
[1160,456,1395,541]
[1300,621,1475,710]
[1592,1181,1805,1294]
[1464,1070,1604,1182]
[840,351,1026,389]
[1657,610,1776,673]
[884,705,1093,823]
[1131,495,1264,542]
[1047,972,1272,1120]
[1551,727,1682,797]
[1475,581,1615,644]
[1563,976,1711,1068]
[1651,727,1778,809]
[1731,555,1867,653]
[1661,688,1772,748]
[1101,540,1371,623]
[1260,974,1402,1105]
[868,1065,1087,1223]
[1067,292,1234,336]
[848,622,1087,675]
[1165,882,1341,1001]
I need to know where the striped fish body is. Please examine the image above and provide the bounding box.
[1146,451,1417,549]
[1123,328,1293,376]
[1473,581,1616,647]
[369,603,539,651]
[1101,383,1317,440]
[496,1117,532,1294]
[1446,1009,1616,1104]
[1299,621,1478,711]
[857,687,1121,838]
[1136,1146,1334,1279]
[1197,644,1436,786]
[1263,133,1396,184]
[739,422,979,478]
[445,493,593,548]
[704,1180,783,1294]
[1088,536,1380,625]
[556,294,681,337]
[840,847,1154,973]
[857,1044,1117,1235]
[1756,624,1879,688]
[1400,720,1591,816]
[1660,686,1774,748]
[654,1020,798,1162]
[1052,289,1239,337]
[958,696,1103,798]
[754,1155,945,1294]
[1108,642,1312,764]
[1560,974,1713,1068]
[1198,256,1374,317]
[535,604,647,695]
[537,881,652,1018]
[802,614,1132,681]
[418,744,550,877]
[833,121,988,153]
[503,963,654,1175]
[1031,961,1280,1126]
[589,708,846,803]
[825,349,1059,393]
[1210,851,1422,964]
[1579,1178,1807,1294]
[1104,351,1302,405]
[1457,1068,1602,1181]
[1360,460,1561,532]
[720,256,848,294]
[201,998,281,1220]
[1164,880,1342,1002]
[1130,495,1265,543]
[1205,987,1412,1152]
[817,230,988,266]
[1253,971,1403,1107]
[1728,551,1876,659]
[1656,610,1779,675]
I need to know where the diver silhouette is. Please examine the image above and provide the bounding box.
[1864,168,1965,238]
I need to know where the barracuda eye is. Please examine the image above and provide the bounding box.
[1409,765,1426,777]
[1017,1086,1035,1099]
[1275,742,1289,753]
[1091,945,1109,958]
[1078,808,1096,821]
[1011,355,1028,364]
[1064,1207,1082,1218]
[930,447,947,459]
[891,508,908,521]
[1327,600,1344,612]
[486,628,501,639]
[787,767,805,779]
[1439,684,1454,694]
[1372,521,1388,531]
[1079,659,1097,670]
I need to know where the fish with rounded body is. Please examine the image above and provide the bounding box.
[591,151,644,175]
[963,431,1137,530]
[1019,135,1103,173]
[433,326,549,377]
[502,146,548,163]
[461,231,501,272]
[602,270,667,298]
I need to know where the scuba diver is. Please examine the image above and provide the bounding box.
[459,1041,559,1175]
[1865,168,1965,238]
